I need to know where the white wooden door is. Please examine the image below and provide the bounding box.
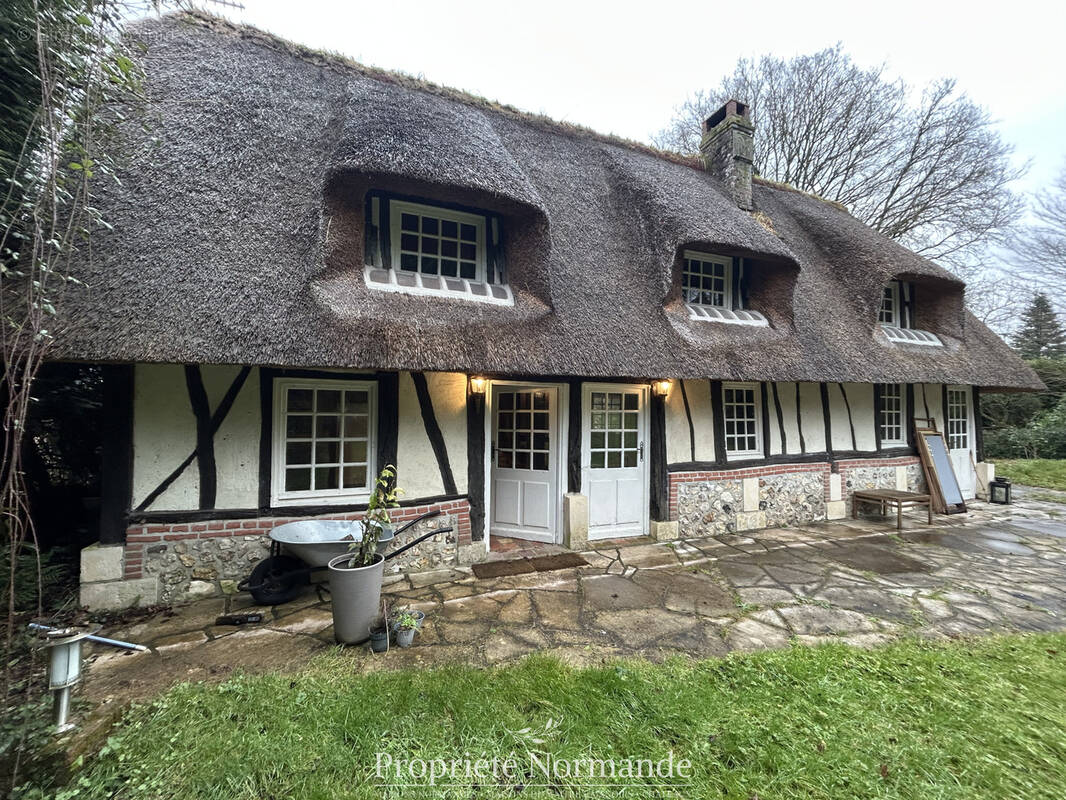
[490,386,559,542]
[583,384,649,540]
[946,386,975,500]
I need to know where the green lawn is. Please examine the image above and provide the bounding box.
[994,459,1066,492]
[39,634,1066,799]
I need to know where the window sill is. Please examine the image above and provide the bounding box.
[686,304,768,327]
[272,492,372,508]
[725,452,765,462]
[365,267,513,306]
[878,323,941,346]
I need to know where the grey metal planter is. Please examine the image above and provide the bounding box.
[327,553,385,645]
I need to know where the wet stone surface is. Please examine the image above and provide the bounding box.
[85,497,1066,710]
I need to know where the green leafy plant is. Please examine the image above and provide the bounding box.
[346,465,401,568]
[391,609,420,632]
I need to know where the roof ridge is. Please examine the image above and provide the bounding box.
[166,9,702,171]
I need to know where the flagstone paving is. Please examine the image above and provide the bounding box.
[83,496,1066,708]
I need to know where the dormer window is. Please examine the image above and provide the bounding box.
[878,279,942,346]
[879,280,909,327]
[363,194,512,305]
[682,251,768,326]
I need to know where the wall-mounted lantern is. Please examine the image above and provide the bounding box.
[652,379,673,397]
[989,477,1012,505]
[469,376,487,394]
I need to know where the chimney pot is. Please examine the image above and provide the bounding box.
[700,99,754,211]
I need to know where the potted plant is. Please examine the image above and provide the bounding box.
[391,609,421,648]
[327,465,401,645]
[369,602,390,653]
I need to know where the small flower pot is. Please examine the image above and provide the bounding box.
[369,626,389,653]
[395,627,416,648]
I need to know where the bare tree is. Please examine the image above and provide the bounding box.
[1017,163,1066,309]
[0,0,171,681]
[653,45,1026,272]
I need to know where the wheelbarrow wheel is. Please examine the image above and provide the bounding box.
[245,555,307,605]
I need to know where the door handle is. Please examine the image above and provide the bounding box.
[638,441,645,462]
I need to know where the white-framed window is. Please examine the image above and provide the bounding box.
[683,252,732,309]
[722,382,762,459]
[879,279,916,328]
[878,383,906,446]
[947,387,969,451]
[364,198,513,305]
[271,378,377,506]
[392,200,485,282]
[682,251,769,326]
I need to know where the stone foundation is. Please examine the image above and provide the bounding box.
[82,498,473,609]
[669,456,922,537]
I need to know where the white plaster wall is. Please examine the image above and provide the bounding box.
[846,383,877,451]
[133,364,199,511]
[914,384,945,431]
[134,366,467,513]
[396,371,468,499]
[664,383,690,464]
[828,383,876,452]
[428,371,468,495]
[798,382,827,453]
[203,366,260,509]
[665,380,716,464]
[774,382,803,455]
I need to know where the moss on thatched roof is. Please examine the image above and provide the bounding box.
[50,12,1040,391]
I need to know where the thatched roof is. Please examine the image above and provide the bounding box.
[50,12,1041,391]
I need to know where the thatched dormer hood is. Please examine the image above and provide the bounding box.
[50,12,1041,391]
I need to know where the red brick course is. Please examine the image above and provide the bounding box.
[122,498,473,579]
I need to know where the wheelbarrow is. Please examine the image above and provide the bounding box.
[238,510,445,605]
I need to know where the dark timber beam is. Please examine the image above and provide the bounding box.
[411,372,457,496]
[819,383,834,458]
[377,372,399,475]
[184,365,216,510]
[466,383,486,541]
[678,379,696,462]
[567,378,582,493]
[99,364,134,545]
[649,392,668,521]
[710,380,726,466]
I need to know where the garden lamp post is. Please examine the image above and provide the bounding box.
[42,627,95,733]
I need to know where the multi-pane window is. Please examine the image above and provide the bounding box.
[879,383,906,446]
[722,382,761,457]
[393,200,484,282]
[878,284,898,324]
[496,390,551,472]
[273,380,376,504]
[682,253,732,308]
[589,391,640,469]
[947,388,969,450]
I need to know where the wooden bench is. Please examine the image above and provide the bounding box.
[851,489,933,530]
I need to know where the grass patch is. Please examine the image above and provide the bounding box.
[41,634,1066,799]
[995,459,1066,491]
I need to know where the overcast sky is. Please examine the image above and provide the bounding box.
[216,0,1064,198]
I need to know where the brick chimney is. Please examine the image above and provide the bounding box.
[699,99,754,210]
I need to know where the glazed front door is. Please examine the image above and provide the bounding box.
[582,384,650,540]
[490,386,559,542]
[946,386,975,500]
